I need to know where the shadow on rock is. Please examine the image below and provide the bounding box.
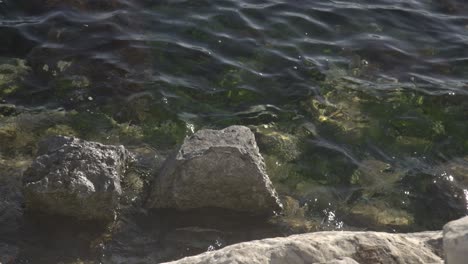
[104,208,283,264]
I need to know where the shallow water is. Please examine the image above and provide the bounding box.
[1,0,468,263]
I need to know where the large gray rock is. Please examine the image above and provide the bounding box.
[23,136,132,222]
[443,216,468,264]
[164,231,443,264]
[147,126,282,214]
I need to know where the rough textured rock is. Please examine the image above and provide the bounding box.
[147,125,282,214]
[164,231,443,264]
[443,216,468,264]
[22,136,131,222]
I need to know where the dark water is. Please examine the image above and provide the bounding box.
[1,0,468,263]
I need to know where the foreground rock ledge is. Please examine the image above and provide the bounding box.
[147,125,282,214]
[443,216,468,264]
[164,231,443,264]
[22,136,131,222]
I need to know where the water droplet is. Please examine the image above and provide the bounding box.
[186,123,195,133]
[207,245,215,251]
[215,240,222,247]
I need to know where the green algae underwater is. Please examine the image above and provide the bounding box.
[1,0,468,263]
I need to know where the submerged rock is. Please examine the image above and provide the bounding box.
[254,126,302,162]
[23,136,132,222]
[345,200,414,231]
[350,159,403,188]
[402,169,467,230]
[147,125,282,214]
[443,216,468,264]
[164,230,442,264]
[435,157,468,187]
[0,58,30,100]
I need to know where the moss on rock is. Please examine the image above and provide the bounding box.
[345,200,414,231]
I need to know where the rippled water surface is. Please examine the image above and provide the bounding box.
[1,0,468,263]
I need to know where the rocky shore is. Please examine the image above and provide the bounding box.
[1,125,467,263]
[163,216,466,264]
[164,230,444,264]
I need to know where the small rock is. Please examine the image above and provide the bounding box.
[23,136,132,222]
[443,216,468,264]
[147,125,282,214]
[254,127,301,162]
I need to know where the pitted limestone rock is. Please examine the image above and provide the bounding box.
[23,136,132,222]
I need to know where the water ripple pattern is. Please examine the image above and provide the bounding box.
[0,1,468,259]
